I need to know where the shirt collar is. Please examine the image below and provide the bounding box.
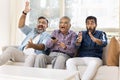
[58,30,70,35]
[33,28,46,35]
[86,30,96,35]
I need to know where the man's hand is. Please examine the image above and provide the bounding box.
[89,31,103,45]
[51,37,66,49]
[76,32,82,45]
[88,31,96,42]
[77,32,82,43]
[23,1,31,13]
[25,39,34,49]
[59,42,67,49]
[51,38,58,44]
[25,39,45,50]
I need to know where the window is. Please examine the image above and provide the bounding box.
[65,0,119,28]
[29,0,61,29]
[29,0,119,38]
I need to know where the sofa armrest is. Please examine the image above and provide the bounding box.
[119,53,120,80]
[119,54,120,66]
[2,45,19,52]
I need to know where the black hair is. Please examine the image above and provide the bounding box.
[86,16,97,25]
[38,16,48,23]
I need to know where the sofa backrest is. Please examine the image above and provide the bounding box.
[102,43,109,65]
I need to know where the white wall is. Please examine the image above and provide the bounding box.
[0,0,10,49]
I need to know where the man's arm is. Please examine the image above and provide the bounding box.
[88,31,102,45]
[25,39,45,50]
[18,14,26,28]
[30,44,45,50]
[93,38,102,45]
[89,31,107,46]
[18,1,31,28]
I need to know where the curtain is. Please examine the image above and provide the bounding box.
[10,0,25,45]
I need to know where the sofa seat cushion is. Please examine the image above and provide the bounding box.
[5,61,52,68]
[5,61,24,66]
[5,61,119,80]
[78,66,119,80]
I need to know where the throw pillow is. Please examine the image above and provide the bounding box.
[106,37,119,66]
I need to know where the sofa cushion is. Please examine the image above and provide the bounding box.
[5,61,52,68]
[78,66,119,80]
[102,44,109,65]
[94,66,119,80]
[106,37,119,66]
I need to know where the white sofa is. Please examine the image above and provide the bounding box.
[77,44,119,80]
[2,43,120,80]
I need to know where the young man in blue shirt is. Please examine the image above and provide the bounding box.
[66,16,107,80]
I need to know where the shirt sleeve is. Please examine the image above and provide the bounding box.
[19,25,32,35]
[46,31,56,48]
[42,33,51,50]
[100,32,108,47]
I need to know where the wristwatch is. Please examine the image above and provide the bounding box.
[22,11,27,15]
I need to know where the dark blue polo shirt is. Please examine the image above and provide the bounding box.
[77,30,107,59]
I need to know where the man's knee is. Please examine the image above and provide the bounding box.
[56,55,67,62]
[90,58,102,67]
[34,54,47,68]
[53,56,68,69]
[66,58,74,65]
[4,47,16,53]
[3,47,17,57]
[35,54,46,61]
[55,55,68,65]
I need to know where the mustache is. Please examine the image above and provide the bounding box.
[36,29,44,34]
[87,29,92,32]
[88,28,93,31]
[37,25,44,28]
[87,28,95,33]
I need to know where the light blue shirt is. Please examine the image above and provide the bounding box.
[18,25,51,54]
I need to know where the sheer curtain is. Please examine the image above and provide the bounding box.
[65,0,119,39]
[10,0,120,45]
[0,0,25,54]
[0,0,10,54]
[29,0,119,38]
[9,0,25,46]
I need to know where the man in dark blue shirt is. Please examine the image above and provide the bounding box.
[66,16,107,80]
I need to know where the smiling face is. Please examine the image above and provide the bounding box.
[59,17,71,34]
[36,17,48,33]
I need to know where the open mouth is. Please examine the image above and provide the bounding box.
[61,26,65,29]
[37,25,44,29]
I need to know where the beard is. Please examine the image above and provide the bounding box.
[87,28,95,34]
[36,29,44,34]
[36,25,45,34]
